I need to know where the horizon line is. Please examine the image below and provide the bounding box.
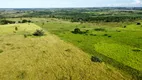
[0,6,142,9]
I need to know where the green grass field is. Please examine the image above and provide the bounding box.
[35,19,142,79]
[0,23,133,80]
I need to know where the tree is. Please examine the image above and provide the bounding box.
[72,28,81,34]
[15,26,18,31]
[137,22,141,25]
[33,29,44,36]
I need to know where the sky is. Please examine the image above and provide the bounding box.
[0,0,142,8]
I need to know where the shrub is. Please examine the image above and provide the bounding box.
[33,29,44,36]
[24,34,27,38]
[94,28,105,31]
[90,34,97,36]
[0,49,3,53]
[18,21,21,23]
[91,56,102,62]
[72,28,89,35]
[21,19,31,23]
[93,34,97,36]
[108,36,112,38]
[123,26,127,28]
[116,30,121,32]
[73,28,81,34]
[132,48,141,52]
[22,20,27,23]
[90,34,93,36]
[28,20,32,23]
[65,49,71,52]
[137,22,141,25]
[15,26,18,31]
[85,30,89,33]
[104,34,108,36]
[0,20,15,25]
[5,43,12,46]
[77,40,82,43]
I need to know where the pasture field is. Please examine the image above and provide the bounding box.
[0,23,132,80]
[35,18,142,79]
[1,7,142,80]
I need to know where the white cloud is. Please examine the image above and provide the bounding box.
[134,0,142,4]
[107,0,142,7]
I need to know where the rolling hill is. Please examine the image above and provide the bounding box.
[0,23,132,80]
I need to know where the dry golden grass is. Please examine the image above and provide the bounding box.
[0,24,132,80]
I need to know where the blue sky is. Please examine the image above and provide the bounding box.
[1,0,142,8]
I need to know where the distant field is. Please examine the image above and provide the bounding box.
[0,23,41,34]
[35,19,142,79]
[0,23,132,80]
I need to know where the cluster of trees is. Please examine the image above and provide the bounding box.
[24,29,44,38]
[0,19,32,25]
[71,28,89,34]
[18,19,32,23]
[0,20,15,25]
[70,16,142,22]
[16,8,142,22]
[1,8,142,22]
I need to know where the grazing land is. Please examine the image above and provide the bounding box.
[36,18,142,79]
[0,7,142,80]
[0,23,132,80]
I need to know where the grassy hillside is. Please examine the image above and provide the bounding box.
[0,23,132,80]
[0,23,41,34]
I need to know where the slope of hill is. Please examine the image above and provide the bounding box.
[0,23,132,80]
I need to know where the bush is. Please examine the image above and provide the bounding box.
[123,26,127,28]
[18,21,21,23]
[15,26,18,31]
[22,20,27,23]
[137,22,141,25]
[65,49,71,52]
[93,34,97,36]
[94,28,105,31]
[116,30,121,32]
[0,20,15,25]
[0,49,3,53]
[104,34,108,36]
[73,28,81,34]
[132,48,141,52]
[91,56,102,62]
[28,20,32,23]
[22,19,31,23]
[85,30,89,33]
[33,29,44,36]
[90,34,97,36]
[108,36,112,38]
[72,28,90,35]
[24,34,27,38]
